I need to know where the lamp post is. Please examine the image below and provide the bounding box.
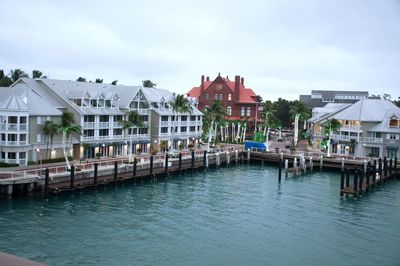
[36,148,42,174]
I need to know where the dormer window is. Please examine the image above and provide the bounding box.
[389,115,399,128]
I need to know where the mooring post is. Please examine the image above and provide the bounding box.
[345,168,350,188]
[353,168,359,197]
[178,153,182,171]
[206,153,209,168]
[203,150,207,167]
[378,158,382,181]
[341,158,345,172]
[373,160,377,185]
[191,150,195,169]
[389,158,393,177]
[150,155,154,176]
[395,157,398,179]
[94,163,98,186]
[70,165,75,189]
[247,148,250,163]
[359,166,364,195]
[309,156,313,171]
[165,153,169,177]
[383,157,387,180]
[216,153,220,167]
[320,155,323,171]
[294,157,298,175]
[44,168,49,199]
[226,151,230,165]
[133,158,137,179]
[113,161,118,184]
[278,158,282,183]
[235,150,238,164]
[285,159,289,178]
[366,162,371,191]
[340,167,345,196]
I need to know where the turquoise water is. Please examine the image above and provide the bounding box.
[0,164,399,266]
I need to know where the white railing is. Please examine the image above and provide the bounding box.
[161,121,169,126]
[19,159,26,166]
[160,132,170,136]
[99,122,110,128]
[341,125,362,130]
[113,122,123,127]
[98,135,110,140]
[82,136,96,141]
[181,121,188,126]
[362,137,383,143]
[137,109,150,115]
[19,124,27,130]
[83,122,96,128]
[331,134,357,141]
[7,123,18,130]
[189,121,197,125]
[82,135,126,141]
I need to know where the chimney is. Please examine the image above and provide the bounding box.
[201,75,205,93]
[235,75,240,100]
[206,76,209,81]
[241,77,244,86]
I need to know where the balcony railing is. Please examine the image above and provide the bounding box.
[99,122,110,128]
[0,123,28,131]
[137,109,150,115]
[362,137,383,143]
[341,125,362,131]
[113,122,123,127]
[83,122,96,128]
[161,121,169,126]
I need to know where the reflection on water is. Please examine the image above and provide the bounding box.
[0,165,399,266]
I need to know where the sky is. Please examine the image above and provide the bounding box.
[0,0,399,101]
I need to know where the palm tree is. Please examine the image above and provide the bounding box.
[32,70,43,78]
[43,120,59,160]
[122,110,144,161]
[10,69,28,82]
[289,100,311,129]
[203,100,225,148]
[95,78,103,83]
[76,77,86,82]
[169,94,193,149]
[321,118,341,156]
[60,111,81,169]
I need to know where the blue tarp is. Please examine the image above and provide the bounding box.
[244,141,268,151]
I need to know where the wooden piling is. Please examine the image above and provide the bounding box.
[340,168,344,196]
[165,154,168,177]
[389,158,393,177]
[178,153,182,171]
[191,150,195,169]
[94,163,98,186]
[366,162,371,191]
[353,168,359,197]
[278,158,282,183]
[44,168,49,199]
[150,155,154,176]
[319,155,323,171]
[378,158,382,181]
[70,165,75,189]
[359,167,364,195]
[395,157,398,179]
[203,150,207,167]
[113,161,118,184]
[384,157,387,180]
[373,160,377,186]
[345,168,350,188]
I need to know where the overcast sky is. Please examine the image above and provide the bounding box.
[1,0,399,101]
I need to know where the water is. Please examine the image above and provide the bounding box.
[1,164,399,266]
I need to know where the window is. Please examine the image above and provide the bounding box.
[113,129,122,136]
[228,94,232,101]
[214,94,218,100]
[227,106,232,116]
[219,94,223,100]
[37,116,50,124]
[19,134,26,142]
[371,147,379,157]
[190,126,196,132]
[216,84,222,90]
[1,134,5,141]
[36,134,48,142]
[171,116,176,121]
[83,129,94,136]
[240,107,245,116]
[99,115,109,122]
[19,117,27,124]
[190,116,196,121]
[197,126,201,131]
[387,148,397,159]
[205,93,209,101]
[181,116,187,121]
[161,116,169,121]
[247,107,251,116]
[140,115,148,122]
[114,115,123,122]
[99,129,109,136]
[388,134,398,140]
[181,127,187,132]
[139,128,148,134]
[90,99,98,107]
[389,118,399,128]
[8,116,17,123]
[84,115,95,122]
[198,116,201,121]
[1,152,5,159]
[7,152,16,159]
[8,134,17,141]
[105,100,111,108]
[161,127,168,133]
[129,128,137,135]
[19,152,26,159]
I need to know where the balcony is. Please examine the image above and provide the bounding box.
[362,137,383,143]
[189,121,197,126]
[83,122,96,128]
[137,109,149,115]
[99,122,110,128]
[341,125,362,131]
[161,121,169,126]
[0,140,29,146]
[0,123,28,131]
[181,121,188,126]
[113,122,123,127]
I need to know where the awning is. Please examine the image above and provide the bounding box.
[139,139,150,144]
[173,137,184,141]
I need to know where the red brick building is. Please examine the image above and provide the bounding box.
[187,74,262,127]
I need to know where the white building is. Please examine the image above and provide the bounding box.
[309,99,400,159]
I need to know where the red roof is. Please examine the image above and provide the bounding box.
[187,76,259,104]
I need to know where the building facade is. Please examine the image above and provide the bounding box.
[300,90,369,109]
[0,78,203,166]
[309,99,400,159]
[187,74,262,127]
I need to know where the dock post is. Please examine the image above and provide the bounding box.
[340,168,345,196]
[395,158,398,179]
[150,155,154,176]
[178,153,182,172]
[203,150,207,168]
[94,163,98,186]
[373,160,377,186]
[216,153,220,167]
[70,165,75,189]
[191,150,195,169]
[383,157,387,180]
[114,161,118,184]
[309,156,313,171]
[366,162,371,191]
[389,158,393,178]
[319,155,323,171]
[284,159,289,178]
[165,153,169,177]
[206,153,209,168]
[359,166,364,195]
[247,148,250,163]
[294,157,298,175]
[353,168,359,197]
[235,150,238,164]
[278,158,282,183]
[226,151,230,165]
[378,158,382,181]
[341,158,345,172]
[44,168,49,199]
[133,158,137,179]
[345,168,350,188]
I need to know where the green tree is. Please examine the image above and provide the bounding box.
[32,70,43,78]
[0,70,13,87]
[43,120,59,160]
[142,80,156,88]
[392,97,400,108]
[10,69,29,82]
[322,118,341,135]
[77,77,86,82]
[111,80,118,85]
[95,78,103,83]
[271,98,291,128]
[203,100,226,146]
[169,94,193,147]
[123,110,144,159]
[60,111,81,169]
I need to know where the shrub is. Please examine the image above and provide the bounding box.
[27,161,36,165]
[41,157,73,164]
[178,143,184,150]
[0,162,19,167]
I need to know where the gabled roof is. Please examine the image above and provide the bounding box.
[0,95,29,111]
[308,103,351,123]
[333,99,398,121]
[187,75,259,104]
[368,109,400,133]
